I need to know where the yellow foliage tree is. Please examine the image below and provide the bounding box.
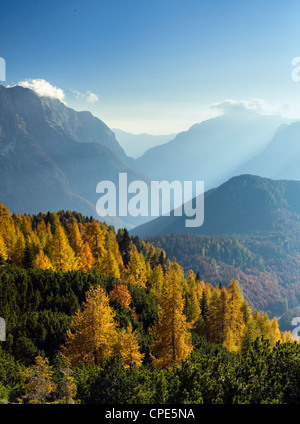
[0,233,8,261]
[61,286,118,367]
[207,286,230,345]
[118,323,145,368]
[149,265,164,301]
[11,227,25,267]
[84,220,106,265]
[51,224,77,271]
[150,263,193,369]
[78,241,94,272]
[35,251,53,270]
[99,249,120,279]
[20,356,56,404]
[124,248,148,288]
[224,280,246,352]
[185,270,201,323]
[69,222,84,257]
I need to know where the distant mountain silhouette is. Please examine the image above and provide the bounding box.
[236,121,300,181]
[113,129,175,158]
[130,174,300,237]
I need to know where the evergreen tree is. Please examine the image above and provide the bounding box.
[22,240,36,270]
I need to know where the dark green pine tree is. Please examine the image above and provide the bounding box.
[195,271,201,282]
[22,241,36,269]
[117,228,131,267]
[200,290,208,322]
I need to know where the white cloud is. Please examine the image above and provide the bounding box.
[72,89,99,103]
[211,98,291,117]
[16,79,65,103]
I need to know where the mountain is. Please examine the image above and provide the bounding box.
[236,121,300,181]
[135,109,289,191]
[130,174,300,238]
[113,129,175,158]
[0,85,148,228]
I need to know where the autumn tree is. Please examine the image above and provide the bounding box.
[224,280,246,352]
[78,241,94,272]
[11,227,25,267]
[99,249,120,279]
[149,265,164,301]
[124,247,148,288]
[69,222,84,257]
[150,263,193,369]
[61,286,118,367]
[117,323,145,368]
[51,224,77,271]
[184,270,201,323]
[35,251,53,270]
[207,286,230,345]
[84,220,106,265]
[109,284,131,310]
[0,233,8,261]
[20,356,56,404]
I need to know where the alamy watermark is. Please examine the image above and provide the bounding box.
[0,58,6,81]
[292,57,300,82]
[0,317,5,341]
[96,173,204,228]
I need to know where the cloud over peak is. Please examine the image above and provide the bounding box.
[17,79,66,103]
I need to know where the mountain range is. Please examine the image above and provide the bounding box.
[0,85,148,228]
[135,109,289,191]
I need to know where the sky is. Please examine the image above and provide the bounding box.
[1,0,300,134]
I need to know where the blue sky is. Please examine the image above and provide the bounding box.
[2,0,300,133]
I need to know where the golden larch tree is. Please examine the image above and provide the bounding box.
[99,249,120,279]
[78,241,94,272]
[61,285,118,367]
[69,222,84,257]
[149,265,164,301]
[0,233,8,261]
[224,280,246,352]
[84,220,106,265]
[51,224,78,271]
[118,323,145,369]
[35,251,53,270]
[124,248,148,288]
[207,286,230,345]
[150,263,193,369]
[11,227,25,267]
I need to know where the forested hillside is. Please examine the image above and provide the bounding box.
[0,203,298,404]
[146,232,300,319]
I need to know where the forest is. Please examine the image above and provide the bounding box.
[0,202,300,404]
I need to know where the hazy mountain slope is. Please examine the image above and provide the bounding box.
[135,110,288,190]
[113,128,175,158]
[130,174,300,238]
[237,121,300,181]
[0,85,147,228]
